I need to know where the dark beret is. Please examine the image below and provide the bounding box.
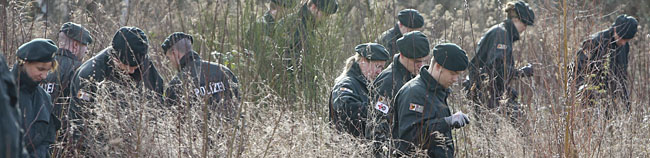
[60,22,93,45]
[17,38,58,62]
[397,9,424,28]
[271,0,296,8]
[161,32,193,54]
[112,27,149,66]
[354,43,390,61]
[514,1,534,26]
[612,14,638,39]
[432,43,468,71]
[396,31,430,59]
[312,0,338,15]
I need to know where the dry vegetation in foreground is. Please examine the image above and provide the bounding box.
[1,0,650,157]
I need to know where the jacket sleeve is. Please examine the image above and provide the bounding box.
[32,114,57,158]
[32,143,50,158]
[30,95,56,158]
[142,58,165,96]
[366,74,394,143]
[611,46,630,82]
[0,58,24,158]
[60,61,78,99]
[223,70,241,120]
[573,39,597,85]
[610,46,630,103]
[226,70,241,102]
[163,77,182,107]
[331,85,368,119]
[68,68,98,143]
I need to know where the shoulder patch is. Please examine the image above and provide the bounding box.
[374,96,390,114]
[77,90,91,101]
[409,103,424,113]
[339,87,353,93]
[497,44,508,50]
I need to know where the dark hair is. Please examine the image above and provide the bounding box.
[170,38,193,54]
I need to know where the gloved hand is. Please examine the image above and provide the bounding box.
[444,111,470,128]
[519,63,534,77]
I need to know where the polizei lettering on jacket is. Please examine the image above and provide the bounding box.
[194,82,226,97]
[41,82,55,94]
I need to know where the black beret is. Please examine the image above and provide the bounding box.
[161,32,193,54]
[354,43,390,61]
[17,38,58,62]
[312,0,338,15]
[432,43,468,71]
[60,22,93,45]
[112,27,149,66]
[397,9,424,28]
[271,0,296,8]
[612,14,638,39]
[396,31,430,59]
[514,1,535,26]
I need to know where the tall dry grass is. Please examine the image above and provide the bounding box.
[1,0,649,157]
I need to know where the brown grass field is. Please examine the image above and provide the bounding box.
[1,0,649,157]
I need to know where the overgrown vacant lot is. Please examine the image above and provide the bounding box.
[1,0,649,157]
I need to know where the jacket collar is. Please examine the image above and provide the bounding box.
[102,49,142,83]
[504,19,521,42]
[418,66,450,94]
[179,51,201,70]
[55,48,80,61]
[392,54,415,78]
[392,23,403,37]
[602,28,622,49]
[12,64,40,92]
[347,62,369,87]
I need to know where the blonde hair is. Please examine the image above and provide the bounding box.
[19,59,59,73]
[335,54,362,82]
[504,2,519,19]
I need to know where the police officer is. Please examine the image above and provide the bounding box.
[376,9,424,56]
[161,32,241,120]
[42,22,93,128]
[68,27,164,148]
[1,52,27,158]
[12,38,61,158]
[266,0,297,24]
[366,31,431,155]
[246,0,296,46]
[466,0,535,109]
[276,0,338,71]
[572,14,638,111]
[246,0,298,85]
[252,0,297,38]
[393,43,470,157]
[328,43,389,137]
